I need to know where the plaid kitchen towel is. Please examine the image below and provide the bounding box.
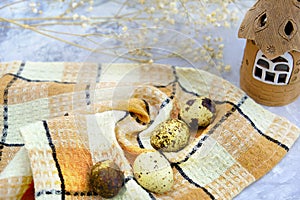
[0,61,299,200]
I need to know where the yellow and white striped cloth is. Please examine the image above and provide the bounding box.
[0,61,299,199]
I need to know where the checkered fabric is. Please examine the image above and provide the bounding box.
[0,61,299,200]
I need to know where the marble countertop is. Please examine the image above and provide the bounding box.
[0,1,299,199]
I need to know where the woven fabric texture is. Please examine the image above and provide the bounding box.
[0,61,299,200]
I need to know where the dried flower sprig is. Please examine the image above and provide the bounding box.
[0,0,254,71]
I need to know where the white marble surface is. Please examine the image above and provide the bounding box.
[0,1,299,199]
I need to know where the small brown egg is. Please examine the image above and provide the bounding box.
[180,96,216,128]
[150,119,190,152]
[133,151,174,194]
[89,160,124,198]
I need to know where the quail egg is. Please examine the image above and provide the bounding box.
[150,119,190,152]
[133,151,174,194]
[180,96,216,128]
[89,160,124,198]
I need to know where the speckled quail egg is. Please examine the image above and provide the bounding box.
[180,96,216,128]
[89,160,124,198]
[150,119,190,152]
[133,151,174,193]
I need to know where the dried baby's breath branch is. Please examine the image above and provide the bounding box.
[0,0,253,69]
[30,22,84,27]
[36,28,112,46]
[0,17,95,52]
[10,16,73,21]
[178,0,193,24]
[59,0,91,17]
[0,0,25,10]
[115,0,129,18]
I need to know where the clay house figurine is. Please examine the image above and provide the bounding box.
[238,0,300,106]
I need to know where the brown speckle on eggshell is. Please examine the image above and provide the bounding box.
[150,119,190,152]
[180,96,216,128]
[133,151,174,194]
[89,160,124,198]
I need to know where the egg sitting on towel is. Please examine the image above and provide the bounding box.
[89,160,124,198]
[180,96,216,128]
[133,151,174,193]
[150,119,190,152]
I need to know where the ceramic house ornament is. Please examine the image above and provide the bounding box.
[238,0,300,106]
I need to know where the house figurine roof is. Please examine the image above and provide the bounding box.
[238,0,300,59]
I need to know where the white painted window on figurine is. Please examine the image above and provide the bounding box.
[253,50,293,85]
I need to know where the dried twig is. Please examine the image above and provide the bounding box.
[0,0,253,70]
